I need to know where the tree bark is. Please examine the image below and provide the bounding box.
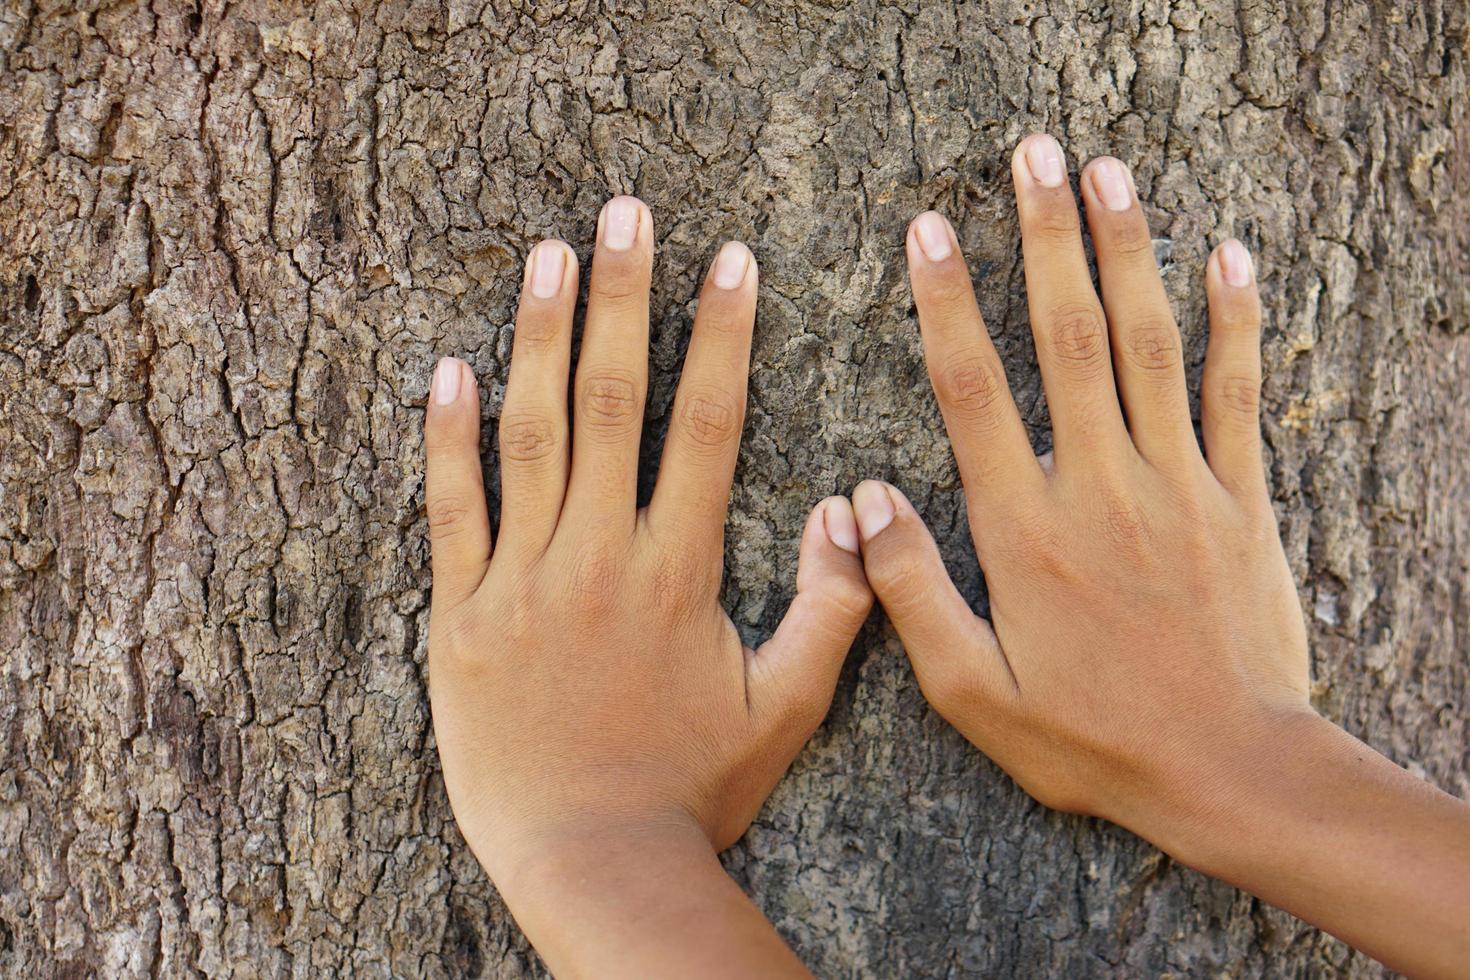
[1,0,1467,975]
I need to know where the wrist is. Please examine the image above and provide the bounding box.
[1111,702,1336,875]
[478,811,809,979]
[478,806,719,907]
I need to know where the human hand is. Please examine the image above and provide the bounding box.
[852,134,1311,847]
[423,197,871,900]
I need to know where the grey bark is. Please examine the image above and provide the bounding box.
[1,0,1467,976]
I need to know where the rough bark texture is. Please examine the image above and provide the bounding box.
[1,0,1467,975]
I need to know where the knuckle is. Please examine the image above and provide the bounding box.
[1101,226,1157,261]
[825,577,874,624]
[919,274,977,314]
[513,314,563,353]
[650,547,714,612]
[867,550,932,611]
[425,494,473,539]
[1215,306,1262,335]
[1030,202,1083,243]
[934,356,1005,423]
[999,508,1068,574]
[568,543,623,609]
[590,268,647,305]
[1096,491,1151,549]
[578,373,641,428]
[499,413,560,463]
[1124,322,1182,374]
[677,390,743,450]
[1217,374,1261,419]
[1047,306,1109,373]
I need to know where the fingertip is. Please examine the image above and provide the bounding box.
[431,356,467,408]
[1082,156,1136,212]
[818,496,860,555]
[598,195,653,252]
[907,211,955,263]
[1014,132,1067,189]
[1210,239,1257,290]
[851,480,898,542]
[526,239,579,300]
[710,240,755,290]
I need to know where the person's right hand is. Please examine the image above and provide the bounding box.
[852,133,1311,834]
[849,134,1470,979]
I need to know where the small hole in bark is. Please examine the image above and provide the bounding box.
[23,274,39,312]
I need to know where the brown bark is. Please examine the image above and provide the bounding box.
[1,0,1467,975]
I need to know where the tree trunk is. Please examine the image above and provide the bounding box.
[2,0,1466,975]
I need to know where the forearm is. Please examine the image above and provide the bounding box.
[1138,710,1470,978]
[491,819,809,979]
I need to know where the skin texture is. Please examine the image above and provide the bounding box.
[853,134,1470,979]
[422,197,872,978]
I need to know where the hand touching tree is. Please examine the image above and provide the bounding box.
[423,198,872,979]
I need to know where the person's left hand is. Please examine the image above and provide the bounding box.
[423,197,873,890]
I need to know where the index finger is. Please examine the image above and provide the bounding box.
[906,211,1044,513]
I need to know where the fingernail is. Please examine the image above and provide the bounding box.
[1219,239,1254,287]
[1090,158,1134,211]
[851,481,896,542]
[1023,134,1067,188]
[432,357,462,406]
[529,242,566,299]
[912,211,954,262]
[822,499,860,554]
[600,196,641,251]
[711,241,751,289]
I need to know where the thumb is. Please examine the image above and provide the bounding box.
[850,480,1015,707]
[748,497,873,732]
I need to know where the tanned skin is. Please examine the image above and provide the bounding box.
[423,139,1470,977]
[423,198,870,978]
[852,133,1470,979]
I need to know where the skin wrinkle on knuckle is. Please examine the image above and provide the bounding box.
[824,576,873,624]
[567,544,623,609]
[426,495,472,538]
[513,317,564,353]
[589,266,649,305]
[869,548,932,612]
[649,547,712,613]
[1047,306,1109,374]
[919,274,975,314]
[917,657,980,717]
[1124,323,1182,374]
[935,356,1004,423]
[1097,492,1151,549]
[1029,201,1083,242]
[1002,510,1068,574]
[677,390,742,450]
[1216,374,1262,419]
[499,414,560,463]
[578,374,640,428]
[1101,227,1157,261]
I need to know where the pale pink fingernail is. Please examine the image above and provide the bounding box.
[1219,239,1254,287]
[711,241,751,289]
[1090,158,1134,211]
[1023,134,1067,188]
[822,499,860,554]
[530,242,566,299]
[600,196,641,251]
[432,357,463,406]
[912,211,954,262]
[851,481,897,542]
